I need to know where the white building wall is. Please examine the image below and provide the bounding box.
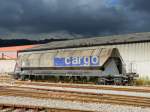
[0,60,16,73]
[95,42,150,78]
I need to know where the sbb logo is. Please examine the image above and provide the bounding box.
[54,56,99,67]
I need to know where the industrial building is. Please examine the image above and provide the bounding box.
[21,32,150,79]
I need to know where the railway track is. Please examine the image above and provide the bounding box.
[1,75,149,93]
[0,78,150,110]
[15,81,150,93]
[0,86,150,108]
[0,103,91,112]
[0,75,13,83]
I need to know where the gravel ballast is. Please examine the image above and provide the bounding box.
[0,96,150,112]
[19,84,150,98]
[0,83,150,98]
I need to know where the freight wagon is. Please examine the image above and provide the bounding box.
[13,47,136,85]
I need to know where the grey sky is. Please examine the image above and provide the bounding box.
[0,0,150,39]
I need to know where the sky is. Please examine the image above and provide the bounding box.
[0,0,150,40]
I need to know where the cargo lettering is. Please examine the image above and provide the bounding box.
[65,57,71,65]
[54,56,99,66]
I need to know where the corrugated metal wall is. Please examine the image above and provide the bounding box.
[93,42,150,78]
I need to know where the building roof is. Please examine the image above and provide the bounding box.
[0,45,38,59]
[20,32,150,52]
[0,45,38,52]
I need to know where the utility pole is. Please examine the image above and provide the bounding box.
[2,53,4,59]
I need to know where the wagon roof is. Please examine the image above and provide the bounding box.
[20,32,150,52]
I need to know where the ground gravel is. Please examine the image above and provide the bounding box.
[0,96,149,112]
